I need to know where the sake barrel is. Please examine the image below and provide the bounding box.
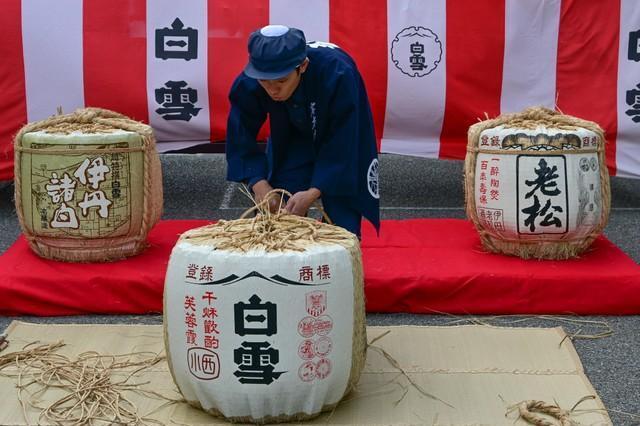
[465,107,610,259]
[163,213,366,423]
[14,108,163,262]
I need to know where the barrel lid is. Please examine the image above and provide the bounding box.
[478,125,600,151]
[21,129,142,148]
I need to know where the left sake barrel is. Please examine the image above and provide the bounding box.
[14,108,163,262]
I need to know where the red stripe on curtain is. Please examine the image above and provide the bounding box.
[556,0,620,175]
[208,0,269,143]
[330,0,388,151]
[0,0,27,180]
[439,0,506,160]
[83,0,148,123]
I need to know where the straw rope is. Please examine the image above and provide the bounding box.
[180,189,355,252]
[507,396,599,426]
[0,340,183,425]
[15,146,147,154]
[13,107,163,262]
[425,312,615,347]
[164,189,366,424]
[465,106,611,259]
[367,330,453,409]
[514,400,575,425]
[467,147,601,155]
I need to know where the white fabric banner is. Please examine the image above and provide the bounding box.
[500,0,560,113]
[380,0,447,157]
[146,0,211,143]
[616,0,640,178]
[22,0,85,121]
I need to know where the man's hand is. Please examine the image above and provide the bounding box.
[285,188,322,217]
[251,180,280,213]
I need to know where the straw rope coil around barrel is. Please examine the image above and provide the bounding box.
[465,107,611,260]
[14,107,163,262]
[163,190,367,424]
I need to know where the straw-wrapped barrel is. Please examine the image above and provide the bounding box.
[465,107,610,259]
[163,204,366,423]
[14,108,163,262]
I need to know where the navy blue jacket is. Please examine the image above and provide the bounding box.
[226,42,380,231]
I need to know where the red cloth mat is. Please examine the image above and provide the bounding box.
[1,219,639,316]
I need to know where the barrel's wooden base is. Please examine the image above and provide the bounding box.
[28,236,147,263]
[479,234,596,260]
[189,398,333,424]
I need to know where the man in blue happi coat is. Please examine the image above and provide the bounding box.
[226,25,380,237]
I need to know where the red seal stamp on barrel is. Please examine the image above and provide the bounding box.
[314,315,333,336]
[306,290,327,317]
[298,361,316,382]
[315,358,332,379]
[298,339,315,360]
[298,316,316,338]
[314,336,332,357]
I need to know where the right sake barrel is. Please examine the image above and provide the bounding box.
[465,107,610,260]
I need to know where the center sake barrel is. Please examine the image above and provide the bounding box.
[163,220,366,423]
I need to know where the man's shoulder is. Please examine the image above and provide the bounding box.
[306,42,357,73]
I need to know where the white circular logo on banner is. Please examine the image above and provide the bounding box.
[367,159,379,199]
[391,26,442,78]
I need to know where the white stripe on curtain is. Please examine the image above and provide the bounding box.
[269,0,330,43]
[381,0,447,157]
[500,0,560,113]
[22,0,84,121]
[147,0,211,145]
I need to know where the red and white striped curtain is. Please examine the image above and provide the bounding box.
[1,0,639,181]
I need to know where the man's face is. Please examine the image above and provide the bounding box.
[258,59,308,102]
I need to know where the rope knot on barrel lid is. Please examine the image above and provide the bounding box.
[180,188,358,253]
[75,109,98,123]
[519,106,559,121]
